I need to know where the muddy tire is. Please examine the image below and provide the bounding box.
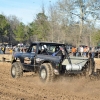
[85,58,95,77]
[11,62,23,78]
[89,58,95,75]
[39,63,55,83]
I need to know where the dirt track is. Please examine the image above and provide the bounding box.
[0,62,100,100]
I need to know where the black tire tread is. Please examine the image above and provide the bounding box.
[39,63,55,82]
[11,62,23,78]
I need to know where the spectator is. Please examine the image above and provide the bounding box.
[0,48,4,54]
[9,49,13,54]
[71,46,76,56]
[80,46,83,57]
[1,46,6,54]
[83,46,87,57]
[14,46,20,52]
[76,47,80,57]
[86,46,89,57]
[91,47,95,58]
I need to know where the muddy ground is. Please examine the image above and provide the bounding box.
[0,62,100,100]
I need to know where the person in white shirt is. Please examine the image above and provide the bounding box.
[80,46,83,57]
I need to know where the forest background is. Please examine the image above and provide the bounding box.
[0,0,100,47]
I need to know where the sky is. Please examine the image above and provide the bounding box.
[0,0,58,25]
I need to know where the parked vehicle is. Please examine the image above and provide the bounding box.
[11,42,94,82]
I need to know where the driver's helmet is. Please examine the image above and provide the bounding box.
[42,45,47,50]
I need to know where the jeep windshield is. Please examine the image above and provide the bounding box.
[38,43,66,56]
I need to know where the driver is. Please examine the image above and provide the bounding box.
[52,46,65,60]
[52,46,63,56]
[40,45,47,54]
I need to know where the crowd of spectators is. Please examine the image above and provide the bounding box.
[0,43,100,58]
[71,45,100,58]
[0,44,28,54]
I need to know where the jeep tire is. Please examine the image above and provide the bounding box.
[11,62,23,78]
[39,63,55,82]
[88,58,95,75]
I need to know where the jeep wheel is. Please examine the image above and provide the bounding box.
[85,59,94,77]
[88,58,95,75]
[39,63,55,82]
[11,62,23,78]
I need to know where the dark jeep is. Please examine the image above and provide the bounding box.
[11,42,93,82]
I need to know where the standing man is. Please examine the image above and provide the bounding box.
[71,46,76,56]
[80,46,83,57]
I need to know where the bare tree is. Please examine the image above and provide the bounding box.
[51,0,100,45]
